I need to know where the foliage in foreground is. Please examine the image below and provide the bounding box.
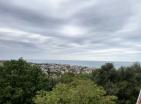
[92,63,141,104]
[0,59,141,104]
[34,79,117,104]
[0,59,49,104]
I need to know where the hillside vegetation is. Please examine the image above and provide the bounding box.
[0,59,140,104]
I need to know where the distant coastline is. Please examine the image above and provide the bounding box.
[28,59,139,68]
[0,59,140,68]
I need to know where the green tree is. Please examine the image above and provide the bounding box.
[59,72,75,84]
[34,79,117,104]
[92,63,141,104]
[0,58,48,104]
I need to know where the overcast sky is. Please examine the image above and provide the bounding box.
[0,0,141,61]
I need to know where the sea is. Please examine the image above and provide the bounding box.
[28,60,139,68]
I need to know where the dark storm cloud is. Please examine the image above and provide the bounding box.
[0,0,141,61]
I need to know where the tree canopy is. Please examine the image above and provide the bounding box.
[0,59,141,104]
[34,79,117,104]
[92,63,141,104]
[0,58,48,104]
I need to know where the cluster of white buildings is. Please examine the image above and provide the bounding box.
[38,63,94,74]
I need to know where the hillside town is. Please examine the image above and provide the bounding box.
[37,63,95,74]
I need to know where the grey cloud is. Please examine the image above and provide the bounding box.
[0,1,68,36]
[73,0,132,33]
[0,0,141,61]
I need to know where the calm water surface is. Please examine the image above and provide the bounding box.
[28,60,139,68]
